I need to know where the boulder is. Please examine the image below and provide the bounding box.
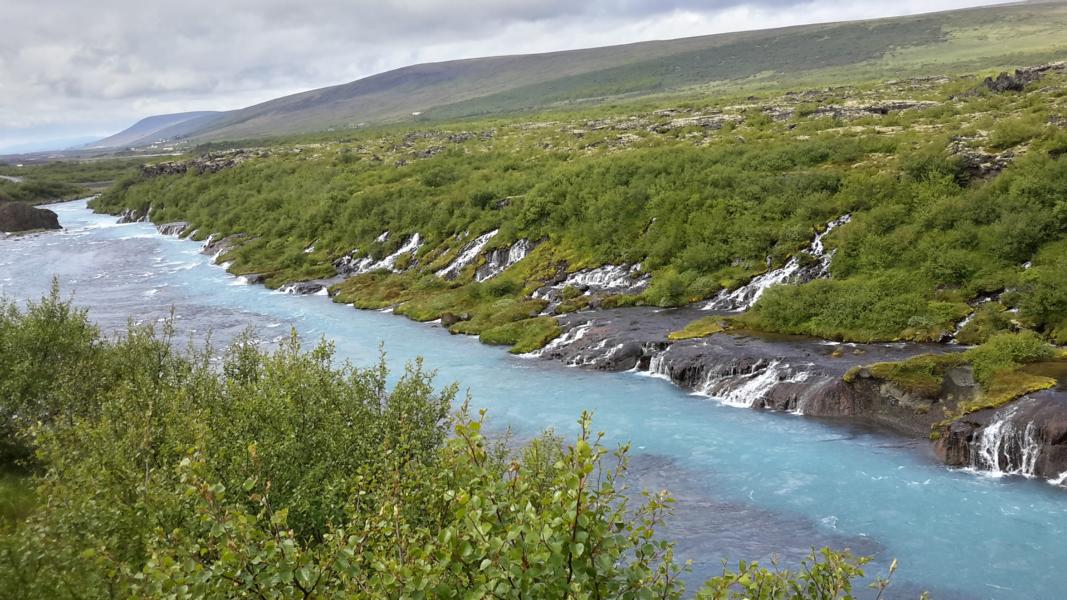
[0,202,61,232]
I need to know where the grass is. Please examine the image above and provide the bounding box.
[479,317,561,354]
[849,331,1062,416]
[667,316,727,341]
[0,472,34,527]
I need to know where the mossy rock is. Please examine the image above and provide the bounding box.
[479,317,561,354]
[668,317,726,341]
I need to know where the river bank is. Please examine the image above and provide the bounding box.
[9,200,1067,596]
[141,214,1067,488]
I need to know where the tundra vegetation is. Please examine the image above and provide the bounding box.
[0,288,897,598]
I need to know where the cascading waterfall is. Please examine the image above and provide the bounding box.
[698,361,810,408]
[535,264,650,299]
[525,322,592,358]
[376,234,422,271]
[475,239,534,282]
[436,229,499,279]
[336,234,423,276]
[704,214,851,312]
[972,406,1042,477]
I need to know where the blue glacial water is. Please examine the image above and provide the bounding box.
[2,200,1066,599]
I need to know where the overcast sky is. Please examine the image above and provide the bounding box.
[0,0,1005,153]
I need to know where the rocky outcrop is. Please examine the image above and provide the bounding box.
[0,202,61,232]
[980,62,1067,93]
[937,390,1067,481]
[157,222,189,236]
[949,138,1018,179]
[117,207,149,223]
[140,150,267,178]
[200,233,246,262]
[648,114,743,134]
[525,305,1067,483]
[763,100,938,122]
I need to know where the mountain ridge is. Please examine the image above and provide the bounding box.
[97,1,1067,147]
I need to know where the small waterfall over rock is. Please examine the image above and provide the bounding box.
[704,214,851,312]
[523,322,592,359]
[437,229,498,280]
[698,361,811,409]
[475,239,535,282]
[156,222,190,237]
[534,264,650,310]
[334,234,423,276]
[971,405,1042,477]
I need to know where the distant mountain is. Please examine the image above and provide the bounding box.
[86,111,220,149]
[104,1,1067,145]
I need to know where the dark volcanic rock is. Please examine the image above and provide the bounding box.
[978,61,1066,93]
[117,207,148,223]
[0,202,61,232]
[936,390,1067,480]
[140,149,266,178]
[534,307,964,436]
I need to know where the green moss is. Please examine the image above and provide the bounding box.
[865,354,966,397]
[479,317,561,354]
[855,331,1060,415]
[667,317,727,341]
[959,371,1056,414]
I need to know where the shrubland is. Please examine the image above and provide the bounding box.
[0,288,895,598]
[90,68,1067,352]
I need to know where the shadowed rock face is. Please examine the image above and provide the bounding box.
[0,202,61,232]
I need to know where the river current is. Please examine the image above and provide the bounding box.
[2,200,1066,599]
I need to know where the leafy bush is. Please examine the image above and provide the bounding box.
[0,293,890,598]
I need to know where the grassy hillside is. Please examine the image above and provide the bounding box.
[85,111,219,150]
[146,2,1067,144]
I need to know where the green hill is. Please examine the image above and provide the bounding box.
[118,1,1067,145]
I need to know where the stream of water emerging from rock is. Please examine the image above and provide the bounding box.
[2,200,1066,598]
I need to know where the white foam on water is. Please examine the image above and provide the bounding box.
[972,405,1041,478]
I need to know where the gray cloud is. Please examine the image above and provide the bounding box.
[0,0,1003,151]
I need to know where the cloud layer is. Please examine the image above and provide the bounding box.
[0,0,1002,152]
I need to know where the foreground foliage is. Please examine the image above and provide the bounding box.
[0,290,895,598]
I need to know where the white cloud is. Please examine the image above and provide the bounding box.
[0,0,1006,152]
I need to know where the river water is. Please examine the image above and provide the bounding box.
[2,200,1066,599]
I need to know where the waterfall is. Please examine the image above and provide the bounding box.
[475,239,534,282]
[336,234,422,276]
[436,229,499,280]
[375,231,390,243]
[704,214,851,312]
[696,362,812,409]
[376,234,422,271]
[972,406,1041,477]
[523,322,592,358]
[533,264,651,303]
[641,352,673,382]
